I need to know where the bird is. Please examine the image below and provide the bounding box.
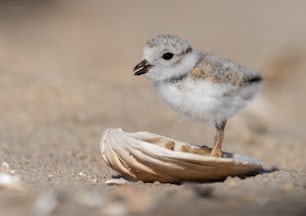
[133,34,262,157]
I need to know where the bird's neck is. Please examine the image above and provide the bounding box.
[157,50,202,85]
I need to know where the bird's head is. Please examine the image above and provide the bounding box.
[133,34,200,82]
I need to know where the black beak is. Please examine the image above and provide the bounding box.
[133,59,152,76]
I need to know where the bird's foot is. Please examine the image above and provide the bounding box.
[210,148,223,158]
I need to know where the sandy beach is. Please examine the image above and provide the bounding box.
[0,1,306,215]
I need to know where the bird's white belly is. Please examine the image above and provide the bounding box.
[155,79,256,123]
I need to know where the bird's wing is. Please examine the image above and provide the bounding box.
[187,53,261,87]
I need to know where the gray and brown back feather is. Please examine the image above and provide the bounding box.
[186,53,262,87]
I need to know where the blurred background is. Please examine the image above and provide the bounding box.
[0,0,306,215]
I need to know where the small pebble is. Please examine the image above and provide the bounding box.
[105,178,129,185]
[0,172,23,191]
[32,189,58,216]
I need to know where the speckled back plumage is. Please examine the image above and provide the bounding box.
[187,53,262,87]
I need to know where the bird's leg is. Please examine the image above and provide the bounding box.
[210,120,226,157]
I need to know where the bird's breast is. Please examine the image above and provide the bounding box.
[155,79,230,121]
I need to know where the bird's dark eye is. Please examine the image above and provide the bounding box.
[162,52,174,60]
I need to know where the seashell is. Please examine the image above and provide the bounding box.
[100,128,263,183]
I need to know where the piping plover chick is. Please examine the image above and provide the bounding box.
[133,34,262,157]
